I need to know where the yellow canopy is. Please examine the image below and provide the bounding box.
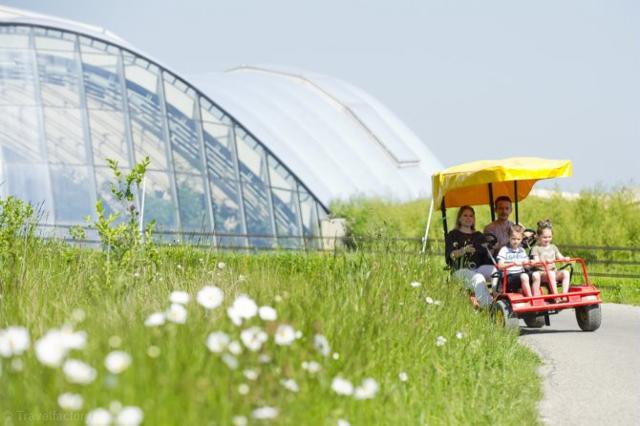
[432,157,572,209]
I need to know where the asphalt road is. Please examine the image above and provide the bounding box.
[519,303,640,426]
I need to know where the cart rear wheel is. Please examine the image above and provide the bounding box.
[575,304,601,331]
[523,314,545,328]
[492,300,520,331]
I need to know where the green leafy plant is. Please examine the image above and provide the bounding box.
[0,196,36,290]
[90,157,158,275]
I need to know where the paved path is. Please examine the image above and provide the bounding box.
[519,303,640,426]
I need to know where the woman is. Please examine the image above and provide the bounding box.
[445,205,496,308]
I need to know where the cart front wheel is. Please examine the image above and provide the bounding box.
[492,300,520,331]
[575,304,601,332]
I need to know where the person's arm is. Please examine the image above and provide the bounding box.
[530,246,540,263]
[445,232,464,265]
[554,245,568,261]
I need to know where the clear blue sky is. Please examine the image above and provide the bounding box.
[5,0,639,191]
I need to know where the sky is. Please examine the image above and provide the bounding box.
[4,0,639,192]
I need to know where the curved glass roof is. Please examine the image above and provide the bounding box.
[0,15,326,249]
[191,65,444,204]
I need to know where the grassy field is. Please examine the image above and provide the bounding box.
[1,238,541,425]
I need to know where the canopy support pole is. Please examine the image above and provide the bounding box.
[488,183,495,221]
[514,180,519,224]
[441,199,448,237]
[420,198,434,255]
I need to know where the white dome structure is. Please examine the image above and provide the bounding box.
[191,66,443,205]
[0,6,441,249]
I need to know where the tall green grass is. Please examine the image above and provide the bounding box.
[1,239,541,425]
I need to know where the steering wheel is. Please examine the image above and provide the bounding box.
[481,232,498,251]
[522,228,537,250]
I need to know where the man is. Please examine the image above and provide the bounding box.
[484,195,514,252]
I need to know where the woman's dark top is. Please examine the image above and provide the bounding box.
[445,229,491,270]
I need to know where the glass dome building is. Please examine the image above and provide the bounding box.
[0,6,443,249]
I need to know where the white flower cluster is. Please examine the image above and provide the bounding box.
[331,376,379,400]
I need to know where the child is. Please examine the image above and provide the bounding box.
[497,224,538,297]
[531,220,571,298]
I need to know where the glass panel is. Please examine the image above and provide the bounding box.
[43,107,88,165]
[0,162,54,224]
[143,171,177,231]
[0,27,30,49]
[80,51,122,110]
[299,190,321,249]
[268,154,296,191]
[166,109,201,172]
[236,130,265,181]
[272,188,302,249]
[34,35,75,51]
[176,173,211,233]
[125,60,168,170]
[50,165,95,224]
[36,49,81,108]
[0,49,37,106]
[0,106,44,162]
[129,112,167,170]
[88,109,130,167]
[209,177,246,248]
[242,180,274,248]
[202,120,236,181]
[123,55,158,94]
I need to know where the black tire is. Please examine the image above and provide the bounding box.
[523,314,545,328]
[575,304,602,332]
[492,300,520,331]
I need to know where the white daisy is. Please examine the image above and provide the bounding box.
[455,331,464,339]
[228,340,243,355]
[197,286,224,310]
[86,408,112,426]
[232,416,248,426]
[314,334,331,357]
[166,304,187,324]
[354,378,379,400]
[227,307,242,327]
[274,325,296,346]
[425,297,434,305]
[144,312,165,327]
[232,295,258,320]
[0,326,30,357]
[410,281,422,288]
[240,327,268,352]
[105,351,132,375]
[222,353,238,370]
[63,359,96,385]
[436,336,447,347]
[243,369,259,381]
[252,406,279,420]
[58,392,83,411]
[399,371,408,382]
[238,383,250,395]
[169,291,190,305]
[115,406,144,426]
[35,330,67,367]
[302,360,321,373]
[280,378,299,392]
[331,376,354,396]
[258,306,277,321]
[337,419,351,426]
[206,332,230,353]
